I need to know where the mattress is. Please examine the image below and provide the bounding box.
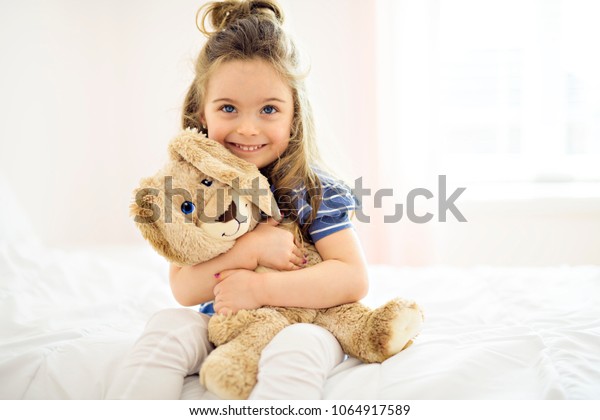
[1,235,599,400]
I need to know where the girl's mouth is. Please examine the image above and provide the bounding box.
[227,142,266,152]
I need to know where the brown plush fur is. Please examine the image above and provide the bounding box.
[131,129,424,399]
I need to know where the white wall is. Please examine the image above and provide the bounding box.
[0,0,202,246]
[434,196,600,266]
[1,1,598,266]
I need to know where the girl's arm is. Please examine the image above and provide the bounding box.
[170,219,305,306]
[213,227,369,313]
[169,239,254,307]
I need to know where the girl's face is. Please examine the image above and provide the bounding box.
[202,58,294,169]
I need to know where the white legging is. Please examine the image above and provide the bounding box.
[105,308,344,399]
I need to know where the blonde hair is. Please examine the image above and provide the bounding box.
[182,0,323,240]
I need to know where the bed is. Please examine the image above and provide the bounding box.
[1,178,599,400]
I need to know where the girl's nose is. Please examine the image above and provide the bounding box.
[236,117,259,136]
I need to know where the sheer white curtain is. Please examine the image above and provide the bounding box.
[376,0,600,185]
[369,0,600,266]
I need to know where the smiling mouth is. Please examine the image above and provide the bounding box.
[227,142,266,152]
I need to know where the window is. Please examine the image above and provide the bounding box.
[378,0,600,185]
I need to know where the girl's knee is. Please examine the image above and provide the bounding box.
[277,323,338,344]
[137,308,213,373]
[263,323,344,364]
[142,308,212,354]
[146,308,208,332]
[252,324,345,399]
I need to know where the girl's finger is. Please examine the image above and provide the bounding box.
[292,246,304,260]
[215,269,235,281]
[290,254,306,267]
[219,305,235,316]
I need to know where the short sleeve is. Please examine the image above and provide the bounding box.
[199,301,215,316]
[296,180,358,243]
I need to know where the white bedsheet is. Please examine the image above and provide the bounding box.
[1,234,599,400]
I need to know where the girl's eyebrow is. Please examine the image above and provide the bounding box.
[212,97,236,103]
[262,97,286,103]
[212,97,287,103]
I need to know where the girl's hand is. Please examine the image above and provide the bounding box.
[239,218,305,271]
[213,269,264,315]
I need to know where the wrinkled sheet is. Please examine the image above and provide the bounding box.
[1,240,599,399]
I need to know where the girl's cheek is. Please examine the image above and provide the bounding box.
[215,135,230,147]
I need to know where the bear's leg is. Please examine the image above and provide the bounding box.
[314,299,424,363]
[200,310,289,399]
[208,312,250,346]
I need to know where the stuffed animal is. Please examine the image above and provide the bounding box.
[131,128,424,399]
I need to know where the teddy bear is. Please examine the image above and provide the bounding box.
[130,128,424,399]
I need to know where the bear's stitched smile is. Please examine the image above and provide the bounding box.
[217,201,248,237]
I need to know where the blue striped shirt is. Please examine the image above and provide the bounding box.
[290,171,357,243]
[199,170,357,315]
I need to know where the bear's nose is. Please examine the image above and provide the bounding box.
[216,200,237,223]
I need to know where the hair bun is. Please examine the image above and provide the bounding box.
[196,0,284,36]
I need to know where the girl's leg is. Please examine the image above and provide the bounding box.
[105,308,213,399]
[248,323,344,400]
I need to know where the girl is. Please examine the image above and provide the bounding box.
[106,0,368,400]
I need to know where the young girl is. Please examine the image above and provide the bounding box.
[106,0,368,400]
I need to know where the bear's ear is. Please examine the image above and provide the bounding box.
[130,182,183,265]
[130,185,160,223]
[169,128,256,181]
[169,128,282,221]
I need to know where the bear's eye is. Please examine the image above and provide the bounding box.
[201,179,213,187]
[181,201,195,215]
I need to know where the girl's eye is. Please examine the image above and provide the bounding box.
[262,105,278,115]
[181,201,195,215]
[221,105,236,113]
[201,179,213,187]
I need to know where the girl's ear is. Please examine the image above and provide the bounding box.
[199,115,208,133]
